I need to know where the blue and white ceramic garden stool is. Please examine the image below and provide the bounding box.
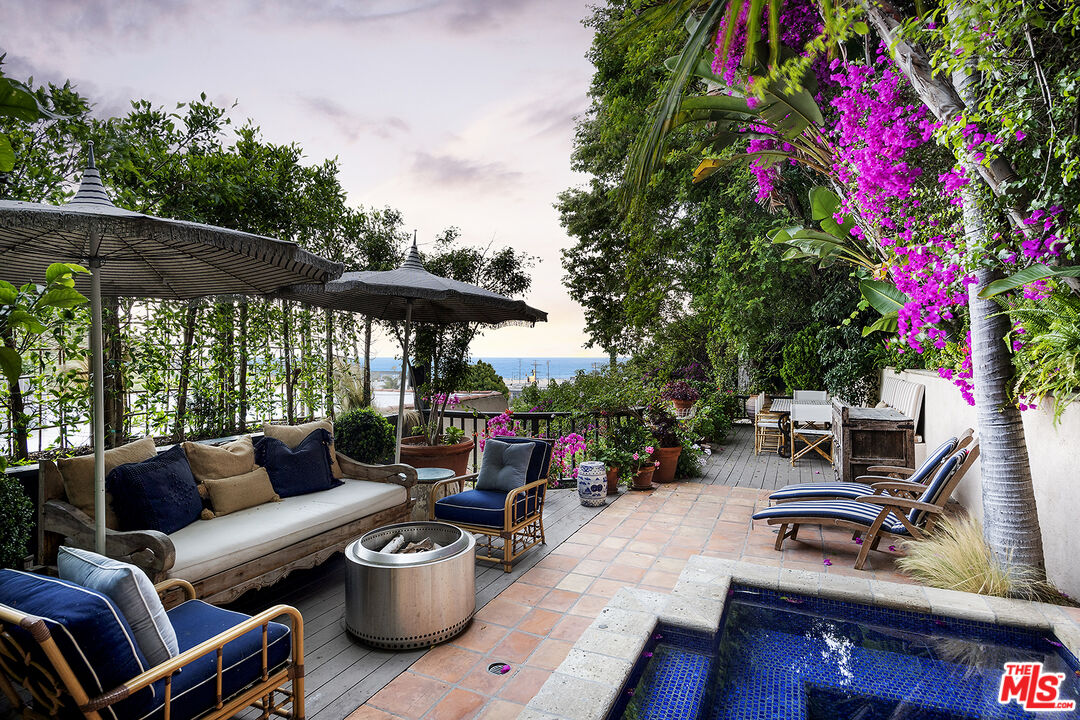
[577,461,607,507]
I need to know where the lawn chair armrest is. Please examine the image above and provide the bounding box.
[94,604,304,708]
[854,495,942,514]
[43,499,175,578]
[428,474,476,519]
[863,465,915,477]
[336,452,418,490]
[504,478,547,526]
[868,480,928,495]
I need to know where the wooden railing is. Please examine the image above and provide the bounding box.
[390,408,641,474]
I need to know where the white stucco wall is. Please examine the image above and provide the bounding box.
[886,368,1080,597]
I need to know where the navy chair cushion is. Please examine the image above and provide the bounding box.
[434,488,541,528]
[753,499,911,535]
[140,600,291,720]
[498,437,552,483]
[107,444,203,535]
[255,428,341,498]
[475,439,534,493]
[769,482,877,502]
[909,449,966,526]
[0,569,154,720]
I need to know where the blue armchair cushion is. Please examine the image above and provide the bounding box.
[475,439,534,493]
[255,428,341,498]
[58,546,178,666]
[106,444,203,535]
[0,569,154,720]
[434,488,541,528]
[498,437,552,482]
[140,600,291,720]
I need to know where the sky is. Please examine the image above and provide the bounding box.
[0,0,602,359]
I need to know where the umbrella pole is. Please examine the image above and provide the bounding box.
[394,300,413,464]
[89,254,107,554]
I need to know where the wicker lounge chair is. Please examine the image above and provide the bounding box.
[768,430,973,504]
[429,437,552,572]
[752,441,980,569]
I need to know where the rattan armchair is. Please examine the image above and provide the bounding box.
[0,577,305,720]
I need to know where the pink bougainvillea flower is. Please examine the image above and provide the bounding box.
[854,537,864,545]
[823,559,833,566]
[888,545,896,552]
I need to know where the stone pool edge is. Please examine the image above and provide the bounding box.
[519,555,1080,720]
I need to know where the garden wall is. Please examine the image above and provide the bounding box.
[886,368,1080,597]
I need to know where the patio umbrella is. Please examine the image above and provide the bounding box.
[0,147,343,552]
[280,238,546,462]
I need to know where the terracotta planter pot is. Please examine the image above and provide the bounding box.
[399,435,475,477]
[653,445,682,483]
[606,467,620,495]
[672,398,694,411]
[632,466,656,491]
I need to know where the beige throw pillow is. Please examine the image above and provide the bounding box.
[57,437,157,529]
[875,400,890,409]
[262,420,343,479]
[200,467,279,518]
[182,437,255,482]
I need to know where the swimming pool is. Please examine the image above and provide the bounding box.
[608,584,1080,720]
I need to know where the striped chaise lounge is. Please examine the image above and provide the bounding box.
[767,429,973,504]
[752,441,980,569]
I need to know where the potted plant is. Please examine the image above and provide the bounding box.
[661,380,700,411]
[626,444,659,491]
[592,436,631,495]
[335,407,397,464]
[603,421,659,491]
[400,401,475,476]
[645,402,683,483]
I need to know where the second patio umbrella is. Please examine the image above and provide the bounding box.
[280,239,547,461]
[0,148,343,552]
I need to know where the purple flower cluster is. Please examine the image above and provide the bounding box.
[478,411,523,451]
[552,432,587,480]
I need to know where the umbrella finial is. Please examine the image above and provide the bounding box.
[67,143,115,209]
[402,232,424,271]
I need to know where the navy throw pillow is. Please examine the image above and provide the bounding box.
[106,444,203,535]
[255,428,339,498]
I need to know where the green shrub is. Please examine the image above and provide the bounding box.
[464,360,510,398]
[692,390,743,443]
[779,326,824,393]
[0,477,33,569]
[335,408,396,464]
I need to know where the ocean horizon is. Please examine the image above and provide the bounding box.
[367,356,620,381]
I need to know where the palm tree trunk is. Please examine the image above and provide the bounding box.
[948,3,1045,571]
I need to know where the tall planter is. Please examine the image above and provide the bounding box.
[653,446,682,484]
[399,436,475,477]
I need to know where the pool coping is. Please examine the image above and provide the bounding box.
[519,555,1080,720]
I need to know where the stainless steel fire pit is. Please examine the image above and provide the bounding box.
[344,521,476,650]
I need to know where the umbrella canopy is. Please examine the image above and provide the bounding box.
[280,242,547,326]
[0,154,341,295]
[280,240,546,461]
[0,148,343,553]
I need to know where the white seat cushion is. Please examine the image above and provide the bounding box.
[167,478,406,581]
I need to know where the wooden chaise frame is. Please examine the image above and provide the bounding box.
[766,439,981,570]
[38,452,417,606]
[0,579,305,720]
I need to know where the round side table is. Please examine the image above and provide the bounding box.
[411,467,457,520]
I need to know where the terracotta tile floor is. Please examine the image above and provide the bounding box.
[347,482,911,720]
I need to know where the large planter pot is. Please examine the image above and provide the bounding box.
[606,467,620,495]
[672,398,694,412]
[399,435,475,477]
[653,445,682,483]
[577,461,607,507]
[632,466,656,491]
